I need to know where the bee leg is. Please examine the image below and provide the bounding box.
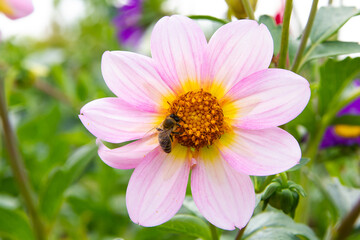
[170,134,173,142]
[172,131,182,135]
[156,128,163,132]
[176,123,181,127]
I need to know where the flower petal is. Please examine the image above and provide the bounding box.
[191,147,255,230]
[151,15,207,93]
[203,20,273,97]
[5,0,34,19]
[126,145,190,227]
[223,69,310,129]
[101,51,175,111]
[97,134,158,169]
[218,127,301,176]
[79,98,160,143]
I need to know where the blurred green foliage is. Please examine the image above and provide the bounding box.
[0,0,360,240]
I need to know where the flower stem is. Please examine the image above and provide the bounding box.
[280,172,288,187]
[209,223,219,240]
[333,197,360,240]
[304,122,327,161]
[235,224,247,240]
[278,0,293,69]
[291,0,319,73]
[34,79,73,108]
[256,175,275,193]
[0,79,45,240]
[241,0,255,20]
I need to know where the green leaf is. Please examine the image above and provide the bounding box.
[39,143,97,220]
[259,15,282,55]
[287,158,310,172]
[318,57,360,116]
[246,228,300,240]
[243,211,319,240]
[310,7,360,44]
[331,115,360,126]
[188,15,229,25]
[0,206,35,240]
[155,214,212,240]
[325,178,360,219]
[288,181,307,197]
[262,182,281,200]
[308,41,360,61]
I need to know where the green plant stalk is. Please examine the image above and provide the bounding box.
[280,172,288,187]
[256,175,275,193]
[34,79,75,109]
[0,80,45,240]
[241,0,255,20]
[209,223,219,240]
[334,197,360,240]
[291,0,319,73]
[278,0,293,69]
[304,89,360,161]
[235,224,247,240]
[297,91,360,224]
[296,10,356,70]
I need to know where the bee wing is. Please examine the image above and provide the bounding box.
[159,128,174,136]
[141,122,163,140]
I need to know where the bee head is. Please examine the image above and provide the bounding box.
[170,113,181,122]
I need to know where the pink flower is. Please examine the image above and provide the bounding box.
[79,15,310,230]
[0,0,33,20]
[275,0,285,25]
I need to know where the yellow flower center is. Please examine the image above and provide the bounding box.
[0,0,14,15]
[169,89,227,149]
[334,124,360,138]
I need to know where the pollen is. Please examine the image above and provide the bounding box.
[169,89,227,149]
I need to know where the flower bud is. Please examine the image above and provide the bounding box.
[225,0,258,19]
[268,189,298,216]
[261,181,281,200]
[262,179,305,217]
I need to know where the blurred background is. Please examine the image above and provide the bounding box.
[0,0,359,240]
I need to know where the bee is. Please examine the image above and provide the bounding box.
[157,113,182,153]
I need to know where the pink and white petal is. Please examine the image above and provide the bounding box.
[151,15,207,93]
[5,0,34,19]
[191,147,255,230]
[101,51,175,111]
[202,20,273,96]
[126,145,190,227]
[223,69,310,129]
[79,98,160,143]
[97,134,158,169]
[218,127,301,176]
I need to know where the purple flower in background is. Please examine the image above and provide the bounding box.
[321,80,360,148]
[113,0,144,47]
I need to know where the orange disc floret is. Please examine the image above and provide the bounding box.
[169,89,227,149]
